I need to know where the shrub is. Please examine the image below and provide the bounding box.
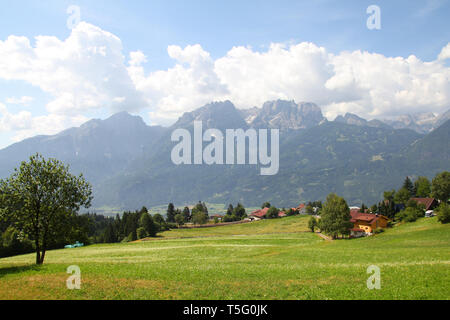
[436,203,450,224]
[396,207,422,223]
[136,227,147,239]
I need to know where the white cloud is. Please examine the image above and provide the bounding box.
[0,22,146,116]
[0,103,87,143]
[5,96,34,106]
[438,43,450,61]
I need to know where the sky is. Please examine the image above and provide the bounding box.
[0,0,449,149]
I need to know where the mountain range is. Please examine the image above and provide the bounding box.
[0,100,448,213]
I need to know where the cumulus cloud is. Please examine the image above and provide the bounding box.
[0,103,87,143]
[0,22,146,116]
[0,21,449,146]
[5,96,34,106]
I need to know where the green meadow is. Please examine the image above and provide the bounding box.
[0,216,448,300]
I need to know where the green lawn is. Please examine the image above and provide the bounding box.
[0,216,448,300]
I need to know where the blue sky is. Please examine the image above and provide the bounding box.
[0,0,449,148]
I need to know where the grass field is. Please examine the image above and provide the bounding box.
[0,216,449,300]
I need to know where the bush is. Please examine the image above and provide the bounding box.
[396,207,423,223]
[136,227,147,239]
[265,207,279,219]
[373,228,385,234]
[436,203,450,224]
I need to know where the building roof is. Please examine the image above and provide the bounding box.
[297,203,306,210]
[350,210,388,224]
[278,211,287,217]
[410,198,437,211]
[250,207,270,218]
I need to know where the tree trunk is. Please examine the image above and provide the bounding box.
[40,250,46,264]
[35,239,41,265]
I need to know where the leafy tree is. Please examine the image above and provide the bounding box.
[414,176,431,198]
[305,205,314,214]
[261,202,271,209]
[166,203,176,223]
[192,211,208,225]
[0,154,92,264]
[308,216,317,233]
[436,203,450,224]
[175,213,185,226]
[394,188,411,205]
[403,176,415,197]
[396,207,423,223]
[383,190,396,202]
[432,171,450,202]
[136,227,147,239]
[319,193,353,239]
[286,208,296,216]
[370,204,378,214]
[153,213,166,232]
[265,207,279,219]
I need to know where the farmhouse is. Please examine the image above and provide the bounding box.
[250,207,269,220]
[410,198,438,211]
[296,203,307,214]
[350,209,389,237]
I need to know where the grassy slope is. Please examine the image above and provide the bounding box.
[0,216,448,300]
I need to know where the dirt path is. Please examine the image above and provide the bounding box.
[316,232,333,241]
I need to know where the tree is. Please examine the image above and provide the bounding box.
[319,193,353,239]
[370,204,378,214]
[396,207,423,223]
[265,207,279,219]
[166,203,176,223]
[182,207,191,221]
[192,211,208,225]
[436,203,450,224]
[233,203,246,220]
[403,177,415,197]
[305,205,314,214]
[261,202,271,209]
[175,213,185,226]
[414,176,431,198]
[140,211,157,237]
[360,204,367,213]
[226,204,234,216]
[432,171,450,202]
[308,217,317,233]
[394,188,411,205]
[0,154,92,264]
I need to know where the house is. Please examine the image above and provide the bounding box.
[211,214,224,221]
[410,198,438,211]
[296,203,307,215]
[350,209,389,236]
[278,211,287,218]
[250,207,270,219]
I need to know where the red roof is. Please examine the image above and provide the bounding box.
[410,198,437,211]
[278,211,287,217]
[350,210,387,224]
[297,204,305,210]
[250,207,269,218]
